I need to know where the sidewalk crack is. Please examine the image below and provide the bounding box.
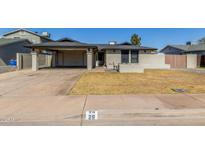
[80,95,88,126]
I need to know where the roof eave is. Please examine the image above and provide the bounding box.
[25,45,97,49]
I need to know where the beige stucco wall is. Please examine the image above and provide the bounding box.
[139,54,170,69]
[17,53,32,69]
[105,50,121,69]
[119,64,144,73]
[4,31,42,43]
[22,54,32,69]
[17,53,52,70]
[187,54,197,69]
[119,54,170,73]
[105,50,170,71]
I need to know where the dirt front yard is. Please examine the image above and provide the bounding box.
[70,69,205,95]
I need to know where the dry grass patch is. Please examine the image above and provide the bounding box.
[69,69,205,95]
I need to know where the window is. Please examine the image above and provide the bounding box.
[121,50,129,63]
[131,50,139,63]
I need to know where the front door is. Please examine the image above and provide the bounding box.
[98,52,104,66]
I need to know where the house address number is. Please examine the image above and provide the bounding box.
[85,111,98,120]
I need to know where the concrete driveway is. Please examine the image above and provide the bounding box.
[1,69,205,125]
[0,69,86,125]
[0,68,85,96]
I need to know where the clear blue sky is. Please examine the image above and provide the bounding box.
[1,28,205,49]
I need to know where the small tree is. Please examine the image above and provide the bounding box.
[130,34,141,46]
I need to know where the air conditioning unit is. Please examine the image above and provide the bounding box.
[109,41,117,45]
[42,32,50,38]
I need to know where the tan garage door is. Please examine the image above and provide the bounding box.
[165,55,187,68]
[57,51,86,67]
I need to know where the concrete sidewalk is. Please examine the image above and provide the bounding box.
[83,94,205,126]
[0,94,205,125]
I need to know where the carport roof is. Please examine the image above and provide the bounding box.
[26,42,97,49]
[26,42,157,51]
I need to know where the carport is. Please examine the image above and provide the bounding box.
[27,42,97,71]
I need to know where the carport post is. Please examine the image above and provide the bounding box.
[16,53,22,70]
[31,51,39,71]
[87,49,93,70]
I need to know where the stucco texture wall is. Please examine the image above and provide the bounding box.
[4,31,42,44]
[139,54,170,69]
[17,53,53,70]
[105,49,170,71]
[187,54,197,69]
[105,50,121,69]
[22,53,32,69]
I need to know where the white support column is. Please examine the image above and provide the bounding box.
[129,50,131,63]
[31,52,39,71]
[96,52,98,67]
[87,49,93,70]
[16,53,22,70]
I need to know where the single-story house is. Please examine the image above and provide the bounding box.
[25,40,171,73]
[0,38,31,66]
[160,43,205,67]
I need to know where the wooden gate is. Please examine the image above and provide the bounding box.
[197,55,205,67]
[165,55,187,68]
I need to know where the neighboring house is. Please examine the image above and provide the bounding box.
[3,29,52,44]
[0,29,53,67]
[160,43,205,67]
[0,38,31,66]
[26,40,172,73]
